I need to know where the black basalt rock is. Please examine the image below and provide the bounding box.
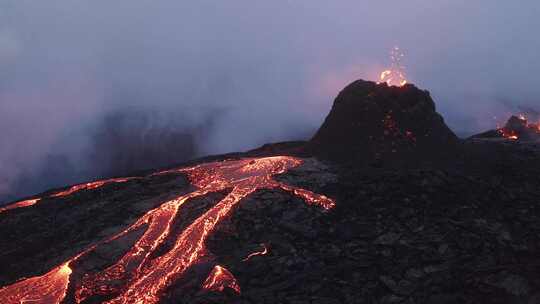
[307,80,459,166]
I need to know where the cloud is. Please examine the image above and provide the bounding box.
[1,0,540,202]
[0,29,20,64]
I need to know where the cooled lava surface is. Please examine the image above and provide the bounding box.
[2,80,540,304]
[0,156,333,304]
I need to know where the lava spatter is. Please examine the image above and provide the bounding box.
[0,156,335,304]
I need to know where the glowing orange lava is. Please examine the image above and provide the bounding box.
[0,263,72,304]
[379,46,407,87]
[498,128,519,140]
[0,178,136,214]
[202,265,241,294]
[0,245,97,304]
[0,198,41,213]
[496,114,540,141]
[51,178,136,198]
[0,156,334,304]
[242,243,269,262]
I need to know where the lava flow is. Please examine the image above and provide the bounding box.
[0,178,136,214]
[0,198,41,213]
[0,156,334,304]
[379,46,407,87]
[242,243,269,262]
[51,178,136,198]
[201,265,241,294]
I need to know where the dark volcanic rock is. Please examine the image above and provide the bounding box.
[3,79,540,304]
[471,115,540,141]
[505,115,528,132]
[308,80,459,166]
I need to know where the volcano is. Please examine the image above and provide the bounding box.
[472,115,540,141]
[308,80,459,166]
[2,80,540,304]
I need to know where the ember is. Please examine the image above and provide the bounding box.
[379,46,407,87]
[0,156,334,304]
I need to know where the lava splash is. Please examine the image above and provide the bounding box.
[0,156,334,304]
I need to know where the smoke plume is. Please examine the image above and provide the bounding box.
[1,1,540,202]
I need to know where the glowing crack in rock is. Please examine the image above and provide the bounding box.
[0,156,335,304]
[201,265,241,294]
[0,177,137,214]
[242,243,269,262]
[379,46,407,87]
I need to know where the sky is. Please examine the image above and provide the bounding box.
[1,1,540,202]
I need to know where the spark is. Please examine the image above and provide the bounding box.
[379,46,408,87]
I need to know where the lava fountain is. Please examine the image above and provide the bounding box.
[0,156,334,304]
[379,46,407,87]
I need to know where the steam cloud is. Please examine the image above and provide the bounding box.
[1,1,540,202]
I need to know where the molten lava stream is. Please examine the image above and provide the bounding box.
[98,186,255,304]
[242,243,269,262]
[51,178,137,198]
[75,190,211,302]
[0,177,137,214]
[0,156,335,304]
[0,198,41,213]
[0,245,97,304]
[0,263,72,304]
